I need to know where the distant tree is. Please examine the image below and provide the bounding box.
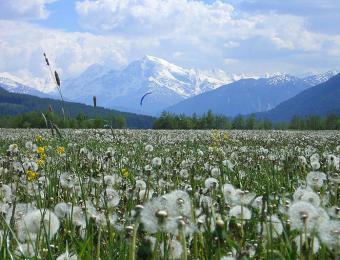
[232,115,245,129]
[245,114,257,129]
[325,113,338,129]
[116,115,127,129]
[290,116,305,129]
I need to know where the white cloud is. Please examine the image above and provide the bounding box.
[0,0,340,86]
[0,20,130,91]
[0,0,58,20]
[74,0,340,66]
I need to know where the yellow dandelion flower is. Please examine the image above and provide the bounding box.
[56,146,65,155]
[224,132,230,140]
[26,169,38,181]
[121,168,129,178]
[36,159,45,167]
[36,146,45,154]
[40,153,47,160]
[35,135,44,142]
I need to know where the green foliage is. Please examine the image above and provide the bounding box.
[0,87,155,128]
[154,111,340,130]
[0,111,129,129]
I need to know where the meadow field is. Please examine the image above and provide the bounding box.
[0,129,339,259]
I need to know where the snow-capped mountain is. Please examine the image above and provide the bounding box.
[166,74,314,117]
[0,72,50,98]
[62,55,228,115]
[302,71,339,86]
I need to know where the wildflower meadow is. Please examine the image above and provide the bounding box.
[0,129,339,259]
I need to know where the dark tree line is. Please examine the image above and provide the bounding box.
[1,110,340,130]
[0,111,127,129]
[153,111,340,130]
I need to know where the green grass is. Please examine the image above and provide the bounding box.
[0,129,339,259]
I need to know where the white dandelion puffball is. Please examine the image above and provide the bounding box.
[222,183,236,204]
[59,172,76,189]
[18,209,60,242]
[152,157,162,167]
[211,167,221,177]
[310,160,320,170]
[100,188,120,209]
[288,201,320,232]
[103,175,117,187]
[294,234,320,254]
[56,252,77,260]
[300,191,321,207]
[229,205,252,220]
[160,239,183,259]
[318,220,340,250]
[54,202,70,219]
[135,179,147,190]
[232,189,256,205]
[0,184,12,202]
[204,177,219,189]
[179,169,189,179]
[223,159,234,171]
[145,144,154,152]
[306,171,326,189]
[140,190,192,234]
[258,215,283,238]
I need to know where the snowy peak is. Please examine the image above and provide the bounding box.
[0,72,49,97]
[267,74,302,86]
[0,72,28,88]
[122,55,226,98]
[303,71,339,86]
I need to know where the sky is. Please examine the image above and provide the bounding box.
[0,0,340,85]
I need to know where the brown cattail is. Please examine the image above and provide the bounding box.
[43,53,50,66]
[93,96,97,109]
[54,71,60,87]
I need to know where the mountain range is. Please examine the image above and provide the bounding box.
[61,55,229,115]
[0,56,338,120]
[166,72,338,117]
[257,73,340,121]
[0,72,50,98]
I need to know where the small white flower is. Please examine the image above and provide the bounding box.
[8,144,19,153]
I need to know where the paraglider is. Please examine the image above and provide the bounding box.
[140,92,152,106]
